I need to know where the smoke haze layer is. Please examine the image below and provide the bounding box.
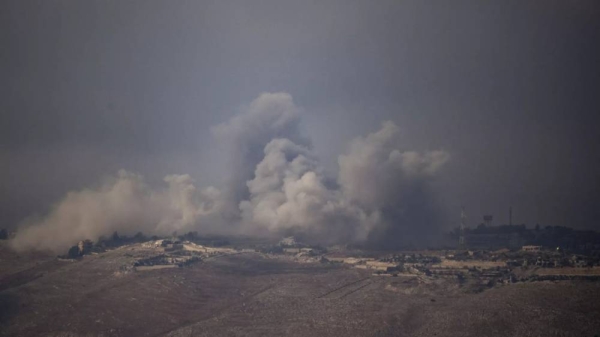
[11,171,225,252]
[11,93,449,252]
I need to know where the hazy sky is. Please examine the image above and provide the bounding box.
[2,0,599,231]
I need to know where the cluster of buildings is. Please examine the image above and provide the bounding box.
[131,239,236,270]
[455,211,600,256]
[308,243,600,290]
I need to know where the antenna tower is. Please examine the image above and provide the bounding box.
[459,206,466,249]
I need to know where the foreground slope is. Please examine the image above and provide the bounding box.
[1,242,599,337]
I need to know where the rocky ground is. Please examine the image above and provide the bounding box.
[1,241,599,337]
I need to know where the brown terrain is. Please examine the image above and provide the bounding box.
[1,241,599,337]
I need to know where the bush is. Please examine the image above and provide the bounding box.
[179,256,201,267]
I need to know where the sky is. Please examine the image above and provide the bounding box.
[1,0,599,241]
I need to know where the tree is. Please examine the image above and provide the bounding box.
[67,245,81,259]
[0,229,7,240]
[133,232,146,242]
[183,231,198,241]
[80,240,93,254]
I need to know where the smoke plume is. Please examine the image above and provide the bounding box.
[11,170,223,252]
[11,92,449,252]
[239,138,374,244]
[338,121,450,248]
[211,92,305,215]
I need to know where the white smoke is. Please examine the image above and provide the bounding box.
[211,92,305,213]
[239,138,375,243]
[238,120,450,245]
[12,92,449,252]
[11,170,222,252]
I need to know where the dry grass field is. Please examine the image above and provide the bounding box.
[1,241,599,337]
[534,266,600,276]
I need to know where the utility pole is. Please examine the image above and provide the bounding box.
[509,206,512,226]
